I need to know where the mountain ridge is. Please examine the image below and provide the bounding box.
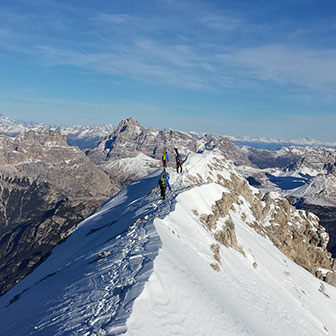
[0,150,335,335]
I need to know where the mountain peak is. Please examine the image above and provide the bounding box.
[19,129,67,146]
[117,117,144,132]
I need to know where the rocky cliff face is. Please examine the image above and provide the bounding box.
[242,146,302,169]
[87,118,199,163]
[184,152,336,286]
[86,118,251,186]
[0,130,117,296]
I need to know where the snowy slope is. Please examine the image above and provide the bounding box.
[127,184,336,335]
[59,124,115,149]
[285,172,336,207]
[0,152,335,336]
[103,153,160,182]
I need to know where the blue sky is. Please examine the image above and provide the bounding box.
[1,0,336,140]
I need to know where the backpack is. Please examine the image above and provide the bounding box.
[177,154,182,164]
[159,176,166,187]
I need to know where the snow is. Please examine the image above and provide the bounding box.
[229,134,336,149]
[0,151,335,336]
[126,182,336,336]
[284,173,336,207]
[103,153,159,176]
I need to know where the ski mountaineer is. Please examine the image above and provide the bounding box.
[158,169,171,200]
[174,147,183,174]
[161,147,169,168]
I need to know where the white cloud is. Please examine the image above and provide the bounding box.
[34,40,215,90]
[221,45,336,93]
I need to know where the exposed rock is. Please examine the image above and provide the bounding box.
[86,118,251,186]
[325,272,336,286]
[210,244,221,264]
[214,218,241,253]
[0,130,117,296]
[297,203,336,257]
[191,152,335,285]
[199,188,244,255]
[254,192,334,275]
[203,135,251,166]
[243,146,301,169]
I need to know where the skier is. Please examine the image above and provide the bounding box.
[158,169,171,200]
[161,147,169,168]
[174,147,183,173]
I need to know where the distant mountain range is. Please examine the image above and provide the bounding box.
[1,114,335,150]
[0,114,114,149]
[229,135,336,150]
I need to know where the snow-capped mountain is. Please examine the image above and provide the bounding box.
[103,152,160,188]
[0,114,114,149]
[289,172,336,206]
[0,151,335,335]
[0,114,46,136]
[86,117,201,163]
[230,135,336,150]
[58,124,115,149]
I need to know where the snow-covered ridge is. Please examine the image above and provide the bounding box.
[1,151,335,335]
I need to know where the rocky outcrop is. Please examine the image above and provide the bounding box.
[243,145,336,171]
[0,130,117,296]
[239,145,336,257]
[243,146,301,169]
[186,153,336,286]
[87,118,147,164]
[258,194,335,275]
[296,203,336,257]
[86,118,251,177]
[203,135,252,166]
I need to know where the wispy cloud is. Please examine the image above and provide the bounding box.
[220,45,336,93]
[201,14,243,31]
[2,0,336,96]
[34,42,212,90]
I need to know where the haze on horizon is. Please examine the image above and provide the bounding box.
[1,0,336,141]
